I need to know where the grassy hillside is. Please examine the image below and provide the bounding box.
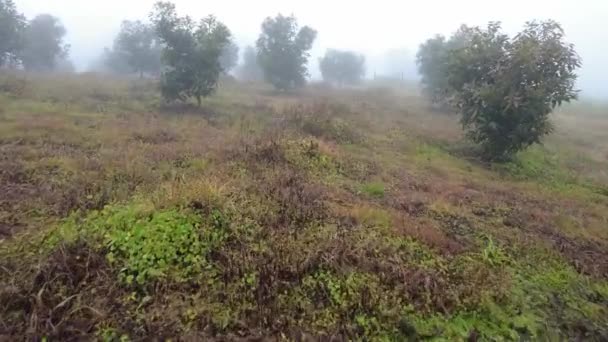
[1,73,607,340]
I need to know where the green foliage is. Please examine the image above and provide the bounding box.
[416,35,450,104]
[420,20,581,160]
[319,49,366,86]
[501,146,576,187]
[480,237,510,267]
[74,204,229,285]
[360,181,385,198]
[499,146,608,196]
[256,14,317,90]
[0,0,26,67]
[150,1,232,105]
[105,20,161,77]
[21,14,70,71]
[454,21,580,159]
[416,26,476,106]
[287,270,413,340]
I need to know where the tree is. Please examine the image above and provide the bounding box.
[416,26,477,105]
[319,49,365,86]
[150,1,232,106]
[439,21,580,160]
[256,14,317,91]
[219,41,239,74]
[102,47,132,74]
[416,35,450,103]
[236,45,262,82]
[21,14,69,71]
[0,0,26,67]
[110,20,162,77]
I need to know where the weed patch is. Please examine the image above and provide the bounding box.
[63,204,229,286]
[359,181,385,198]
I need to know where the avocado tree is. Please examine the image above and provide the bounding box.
[439,21,581,160]
[0,0,26,67]
[109,20,161,77]
[150,1,232,106]
[256,14,317,91]
[319,49,365,86]
[21,14,70,71]
[416,25,478,105]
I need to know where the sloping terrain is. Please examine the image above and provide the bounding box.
[1,74,607,340]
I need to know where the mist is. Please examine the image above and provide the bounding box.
[15,0,608,98]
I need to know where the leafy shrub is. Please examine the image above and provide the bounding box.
[419,21,581,160]
[79,204,229,285]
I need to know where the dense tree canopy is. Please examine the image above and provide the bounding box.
[0,0,26,67]
[416,25,478,105]
[108,20,161,77]
[21,14,69,71]
[256,14,316,90]
[150,1,232,105]
[319,49,365,86]
[416,35,450,103]
[419,21,581,160]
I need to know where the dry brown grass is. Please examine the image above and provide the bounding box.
[1,73,607,340]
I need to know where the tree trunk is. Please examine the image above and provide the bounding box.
[196,94,202,107]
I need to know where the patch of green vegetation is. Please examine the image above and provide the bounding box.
[415,143,447,161]
[280,270,415,340]
[62,204,229,285]
[500,145,608,197]
[502,146,574,184]
[359,181,385,198]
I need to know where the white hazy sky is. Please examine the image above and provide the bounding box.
[16,0,608,98]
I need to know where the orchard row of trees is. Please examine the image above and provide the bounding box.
[100,2,368,105]
[0,0,72,71]
[416,21,581,159]
[101,4,366,88]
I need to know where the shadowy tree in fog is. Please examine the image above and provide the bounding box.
[101,47,131,74]
[0,0,26,67]
[236,45,262,82]
[434,21,580,160]
[319,49,365,86]
[417,25,478,105]
[150,1,232,106]
[256,14,317,91]
[219,41,239,74]
[109,20,161,78]
[416,35,450,104]
[21,14,69,71]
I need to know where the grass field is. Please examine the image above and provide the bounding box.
[1,72,607,340]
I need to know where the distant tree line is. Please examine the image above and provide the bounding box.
[2,0,370,101]
[0,0,73,71]
[3,0,580,162]
[416,21,581,160]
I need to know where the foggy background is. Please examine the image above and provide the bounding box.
[16,0,608,98]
